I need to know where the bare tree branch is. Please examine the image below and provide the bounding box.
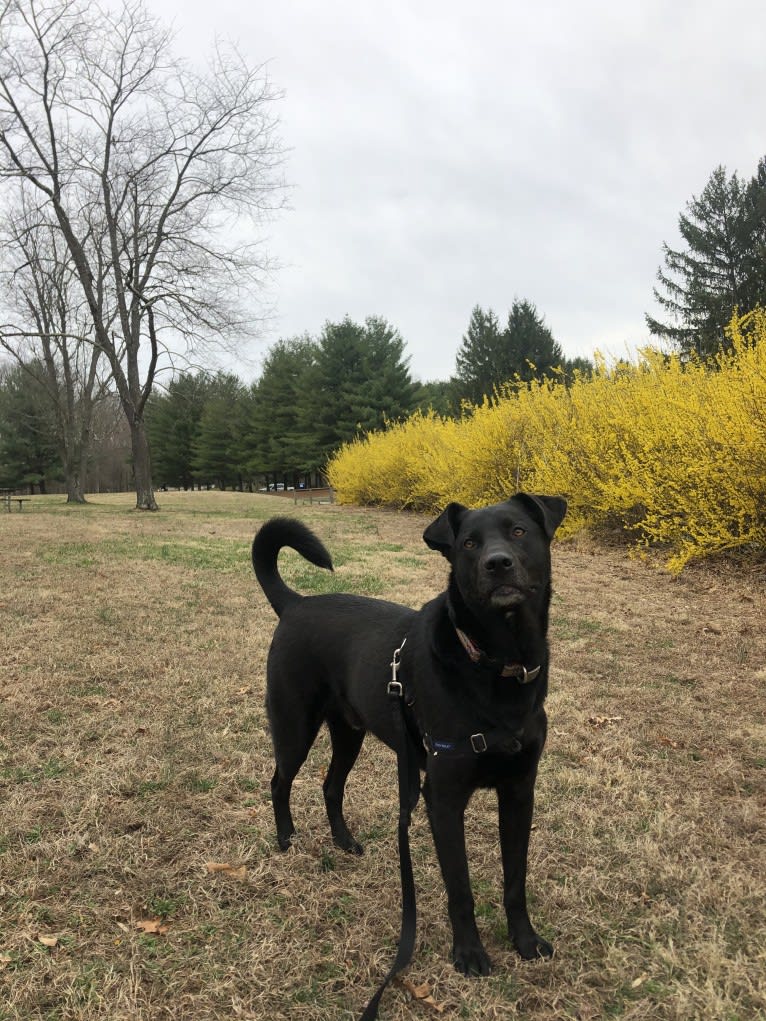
[0,0,285,508]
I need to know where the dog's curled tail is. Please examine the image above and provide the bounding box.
[252,517,333,616]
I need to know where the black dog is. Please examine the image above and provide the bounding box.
[252,493,566,976]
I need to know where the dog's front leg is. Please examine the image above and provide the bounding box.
[497,771,553,960]
[424,773,491,976]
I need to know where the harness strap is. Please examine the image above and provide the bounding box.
[423,728,522,757]
[359,646,418,1020]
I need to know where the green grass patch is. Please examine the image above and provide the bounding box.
[553,614,609,641]
[2,758,68,784]
[283,561,385,597]
[40,535,248,573]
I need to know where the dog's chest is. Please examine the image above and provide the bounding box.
[410,662,542,761]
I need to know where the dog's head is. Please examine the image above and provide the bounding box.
[423,493,567,615]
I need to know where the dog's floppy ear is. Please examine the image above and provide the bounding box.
[514,493,567,539]
[423,502,468,558]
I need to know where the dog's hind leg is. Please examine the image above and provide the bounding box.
[323,713,365,855]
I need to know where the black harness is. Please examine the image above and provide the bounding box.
[359,633,540,1019]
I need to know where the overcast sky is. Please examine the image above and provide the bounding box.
[153,0,766,382]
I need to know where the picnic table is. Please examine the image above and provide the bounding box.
[1,490,30,512]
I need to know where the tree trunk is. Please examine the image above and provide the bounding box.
[62,443,88,504]
[130,418,159,510]
[65,472,86,503]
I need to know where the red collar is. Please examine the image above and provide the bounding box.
[454,626,541,683]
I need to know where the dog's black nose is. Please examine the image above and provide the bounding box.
[483,552,513,572]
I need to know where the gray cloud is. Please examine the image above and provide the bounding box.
[155,0,766,379]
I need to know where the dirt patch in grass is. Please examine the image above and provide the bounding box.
[1,491,764,1020]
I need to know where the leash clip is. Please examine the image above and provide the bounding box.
[388,639,407,698]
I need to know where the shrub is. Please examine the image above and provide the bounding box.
[327,310,766,570]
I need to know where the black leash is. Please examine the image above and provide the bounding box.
[359,642,418,1021]
[358,638,528,1018]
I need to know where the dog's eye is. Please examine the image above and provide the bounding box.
[463,538,476,549]
[512,527,526,537]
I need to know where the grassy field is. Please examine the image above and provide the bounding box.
[0,491,764,1020]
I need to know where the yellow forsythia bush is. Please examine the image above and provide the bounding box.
[327,309,766,570]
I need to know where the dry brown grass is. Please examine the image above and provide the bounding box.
[0,491,764,1020]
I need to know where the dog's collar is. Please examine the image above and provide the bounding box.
[454,626,541,683]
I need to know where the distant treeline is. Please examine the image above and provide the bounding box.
[146,304,590,491]
[1,304,582,494]
[147,317,427,490]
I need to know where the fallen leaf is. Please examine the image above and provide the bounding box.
[234,806,260,821]
[135,918,169,935]
[587,715,623,728]
[631,973,648,988]
[37,934,59,947]
[205,862,248,880]
[398,977,445,1013]
[658,736,683,750]
[0,952,12,967]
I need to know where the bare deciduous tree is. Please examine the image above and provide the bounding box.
[0,0,284,508]
[0,192,110,502]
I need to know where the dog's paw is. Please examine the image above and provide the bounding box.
[511,931,554,960]
[452,942,492,977]
[276,829,296,852]
[330,823,364,855]
[334,834,364,856]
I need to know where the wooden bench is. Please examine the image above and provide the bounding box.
[2,495,30,512]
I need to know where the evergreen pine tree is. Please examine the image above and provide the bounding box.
[646,163,766,357]
[452,301,565,404]
[246,336,317,484]
[452,305,503,405]
[191,374,246,489]
[147,372,210,489]
[743,155,766,311]
[0,362,61,491]
[299,316,418,467]
[504,300,564,383]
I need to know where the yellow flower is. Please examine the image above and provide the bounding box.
[327,310,766,571]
